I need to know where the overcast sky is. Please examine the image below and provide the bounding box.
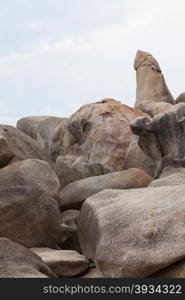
[0,0,185,125]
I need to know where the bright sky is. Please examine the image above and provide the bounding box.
[0,0,185,125]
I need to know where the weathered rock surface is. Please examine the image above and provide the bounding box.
[52,99,147,171]
[131,103,185,177]
[149,166,185,187]
[0,186,62,248]
[0,124,51,168]
[17,116,67,161]
[36,117,67,160]
[0,238,56,278]
[134,50,174,116]
[123,135,156,176]
[0,158,61,202]
[60,210,81,252]
[176,92,185,104]
[55,155,109,188]
[32,248,89,277]
[60,168,152,210]
[17,116,49,139]
[78,186,185,277]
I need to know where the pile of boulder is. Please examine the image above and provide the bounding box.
[1,50,185,278]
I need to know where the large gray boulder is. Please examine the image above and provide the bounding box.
[149,166,185,187]
[17,116,49,139]
[0,238,56,278]
[51,99,147,171]
[134,50,174,116]
[55,155,109,188]
[32,248,89,277]
[0,158,61,202]
[59,168,152,210]
[0,186,62,248]
[0,124,51,168]
[131,103,185,177]
[78,186,185,277]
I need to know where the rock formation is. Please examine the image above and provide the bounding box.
[78,187,185,277]
[1,50,185,278]
[131,103,185,177]
[59,168,152,210]
[134,50,175,116]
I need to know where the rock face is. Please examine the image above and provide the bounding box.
[0,124,51,168]
[134,50,174,116]
[176,92,185,104]
[59,168,152,210]
[0,186,62,248]
[0,158,61,202]
[17,116,67,161]
[52,99,147,171]
[60,210,81,252]
[17,116,49,139]
[131,103,185,177]
[55,155,109,188]
[149,166,185,187]
[123,135,156,176]
[32,248,89,277]
[0,238,56,278]
[78,186,185,278]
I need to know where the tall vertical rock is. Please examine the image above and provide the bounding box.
[134,50,175,116]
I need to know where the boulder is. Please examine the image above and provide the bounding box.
[134,50,174,116]
[60,210,81,252]
[51,99,147,171]
[78,186,185,277]
[176,92,185,104]
[59,168,152,210]
[131,103,185,177]
[0,186,62,248]
[17,116,49,139]
[123,135,156,177]
[0,124,51,168]
[35,117,67,160]
[0,238,56,278]
[0,158,61,202]
[55,155,109,188]
[149,166,185,187]
[32,248,89,277]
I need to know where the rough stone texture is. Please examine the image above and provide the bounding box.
[0,238,56,278]
[152,259,185,278]
[31,248,89,277]
[0,124,51,168]
[134,50,174,116]
[36,117,67,160]
[51,99,147,171]
[78,186,185,278]
[55,155,109,188]
[176,92,185,104]
[60,210,81,252]
[17,116,49,139]
[0,158,61,202]
[0,186,62,248]
[60,168,152,210]
[149,166,185,187]
[123,135,156,177]
[131,103,185,177]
